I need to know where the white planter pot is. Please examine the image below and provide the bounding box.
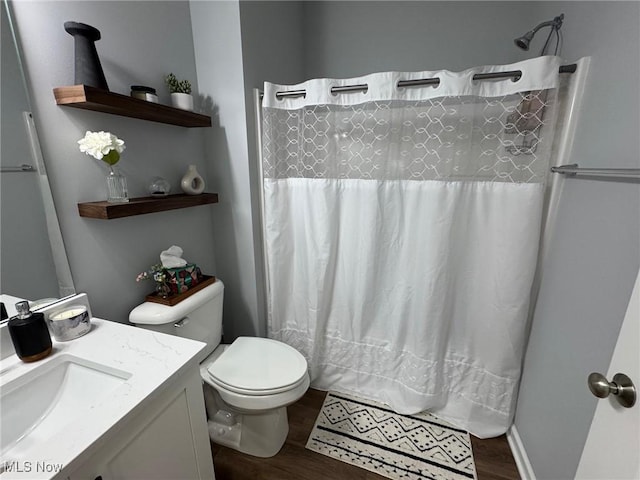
[171,92,194,111]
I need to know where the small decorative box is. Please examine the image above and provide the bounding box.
[165,264,203,295]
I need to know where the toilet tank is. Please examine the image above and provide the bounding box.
[129,280,224,360]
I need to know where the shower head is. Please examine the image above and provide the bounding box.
[514,31,536,51]
[514,14,564,53]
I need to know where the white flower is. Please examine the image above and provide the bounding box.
[78,131,126,163]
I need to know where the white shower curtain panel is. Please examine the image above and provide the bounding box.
[261,56,561,437]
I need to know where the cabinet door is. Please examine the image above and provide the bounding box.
[68,370,215,480]
[103,389,201,479]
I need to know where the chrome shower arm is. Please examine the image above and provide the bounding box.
[530,14,564,36]
[514,14,564,52]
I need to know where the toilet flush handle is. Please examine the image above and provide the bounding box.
[174,317,190,328]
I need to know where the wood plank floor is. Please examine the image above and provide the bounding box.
[211,389,520,480]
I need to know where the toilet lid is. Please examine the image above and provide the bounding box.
[206,337,308,395]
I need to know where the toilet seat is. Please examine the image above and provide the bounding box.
[208,372,308,396]
[206,337,308,396]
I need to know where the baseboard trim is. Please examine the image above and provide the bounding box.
[506,425,536,480]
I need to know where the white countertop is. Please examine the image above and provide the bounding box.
[0,317,206,479]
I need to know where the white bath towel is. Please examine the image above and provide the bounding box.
[160,245,188,269]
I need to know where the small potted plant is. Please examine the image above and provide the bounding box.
[165,72,193,111]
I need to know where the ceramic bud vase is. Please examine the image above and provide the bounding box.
[171,93,194,111]
[180,165,205,195]
[106,166,129,203]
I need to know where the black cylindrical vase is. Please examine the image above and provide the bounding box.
[64,21,109,90]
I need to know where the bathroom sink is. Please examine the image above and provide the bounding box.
[0,354,131,461]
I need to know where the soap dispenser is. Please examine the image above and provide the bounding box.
[8,301,53,362]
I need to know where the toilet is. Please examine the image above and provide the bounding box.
[129,280,310,458]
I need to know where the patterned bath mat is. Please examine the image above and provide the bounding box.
[306,391,476,480]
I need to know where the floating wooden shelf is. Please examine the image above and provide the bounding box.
[78,193,219,219]
[53,85,211,127]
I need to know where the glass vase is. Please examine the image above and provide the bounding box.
[106,166,129,203]
[155,281,171,298]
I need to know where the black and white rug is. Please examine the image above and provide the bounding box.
[306,391,477,480]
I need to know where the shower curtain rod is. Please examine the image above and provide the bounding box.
[260,63,577,99]
[551,164,640,178]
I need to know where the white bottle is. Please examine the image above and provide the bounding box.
[180,165,205,195]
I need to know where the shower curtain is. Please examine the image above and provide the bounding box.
[261,56,561,437]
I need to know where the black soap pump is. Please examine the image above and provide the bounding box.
[8,301,53,363]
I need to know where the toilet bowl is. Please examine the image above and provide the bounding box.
[201,337,310,457]
[129,280,310,458]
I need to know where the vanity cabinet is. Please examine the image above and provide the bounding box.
[66,368,214,480]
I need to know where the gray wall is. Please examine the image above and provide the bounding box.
[239,1,306,338]
[190,1,260,340]
[301,1,538,77]
[514,2,640,479]
[10,1,217,323]
[189,1,306,340]
[1,4,59,300]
